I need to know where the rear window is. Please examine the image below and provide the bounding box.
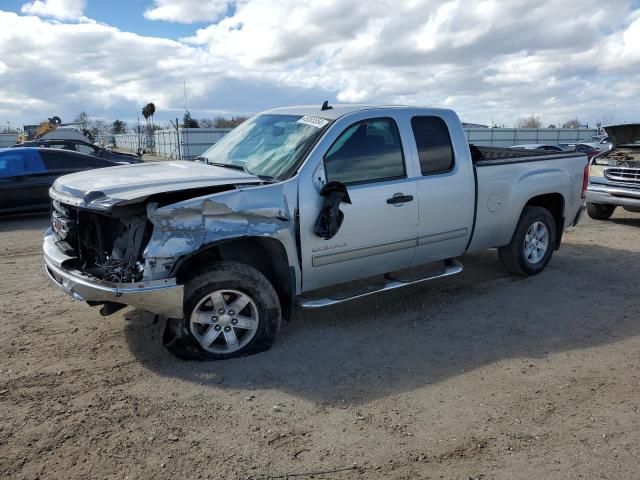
[0,149,46,178]
[411,116,454,175]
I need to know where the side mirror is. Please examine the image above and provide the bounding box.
[314,181,351,240]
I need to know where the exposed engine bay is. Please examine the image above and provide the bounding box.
[594,147,640,168]
[52,200,151,283]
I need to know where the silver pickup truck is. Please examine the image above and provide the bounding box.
[586,124,640,220]
[44,105,588,359]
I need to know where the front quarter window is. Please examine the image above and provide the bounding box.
[200,114,330,180]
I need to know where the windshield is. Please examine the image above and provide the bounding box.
[200,114,331,180]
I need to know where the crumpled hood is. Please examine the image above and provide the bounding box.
[52,160,262,206]
[604,124,640,146]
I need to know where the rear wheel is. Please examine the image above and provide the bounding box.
[164,261,281,360]
[586,202,615,220]
[498,206,557,276]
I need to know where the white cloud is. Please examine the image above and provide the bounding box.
[144,0,231,24]
[2,0,640,128]
[21,0,85,20]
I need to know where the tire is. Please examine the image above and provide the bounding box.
[163,261,281,360]
[498,206,557,276]
[586,202,615,220]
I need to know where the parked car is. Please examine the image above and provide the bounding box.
[0,147,124,215]
[576,135,612,153]
[573,144,600,160]
[12,139,142,164]
[586,123,640,220]
[43,104,588,359]
[511,144,566,151]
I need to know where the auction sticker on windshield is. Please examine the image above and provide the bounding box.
[297,116,330,129]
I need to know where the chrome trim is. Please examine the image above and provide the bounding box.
[297,259,463,308]
[604,167,640,185]
[418,227,468,246]
[311,237,417,267]
[49,187,85,207]
[586,185,640,209]
[588,184,640,199]
[43,229,184,318]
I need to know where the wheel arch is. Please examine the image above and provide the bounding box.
[523,193,565,249]
[173,236,296,320]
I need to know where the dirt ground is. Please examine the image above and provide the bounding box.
[1,210,639,480]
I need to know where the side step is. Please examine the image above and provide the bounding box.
[296,259,463,308]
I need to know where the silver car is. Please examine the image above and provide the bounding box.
[578,135,612,152]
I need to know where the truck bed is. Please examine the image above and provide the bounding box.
[470,145,584,166]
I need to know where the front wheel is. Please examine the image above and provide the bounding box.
[163,261,281,360]
[498,206,557,276]
[586,202,615,220]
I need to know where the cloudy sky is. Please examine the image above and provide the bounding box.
[0,0,639,129]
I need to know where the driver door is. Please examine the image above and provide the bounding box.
[298,116,418,292]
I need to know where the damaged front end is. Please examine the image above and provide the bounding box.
[52,200,151,283]
[44,178,298,318]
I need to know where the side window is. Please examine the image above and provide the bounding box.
[323,117,405,184]
[0,152,26,177]
[40,150,110,171]
[0,150,45,178]
[411,116,454,175]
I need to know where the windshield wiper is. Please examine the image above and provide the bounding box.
[207,162,246,172]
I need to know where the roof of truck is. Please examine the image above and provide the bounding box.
[264,104,453,121]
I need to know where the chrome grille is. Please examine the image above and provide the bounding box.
[51,200,77,246]
[604,167,640,185]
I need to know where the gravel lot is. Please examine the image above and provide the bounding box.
[1,211,639,480]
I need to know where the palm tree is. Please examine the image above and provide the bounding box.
[146,103,156,131]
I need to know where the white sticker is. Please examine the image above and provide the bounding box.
[297,115,329,129]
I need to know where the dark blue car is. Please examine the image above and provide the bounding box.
[0,147,121,215]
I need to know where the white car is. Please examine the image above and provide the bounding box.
[577,135,612,152]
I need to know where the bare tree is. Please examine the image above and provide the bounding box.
[562,118,580,129]
[89,119,108,138]
[214,116,249,128]
[517,115,542,128]
[198,118,215,128]
[74,111,90,131]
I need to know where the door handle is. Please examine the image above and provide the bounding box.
[386,193,414,205]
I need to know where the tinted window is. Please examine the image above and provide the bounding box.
[411,116,454,175]
[0,149,46,178]
[40,150,112,171]
[324,118,405,184]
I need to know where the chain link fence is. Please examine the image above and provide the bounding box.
[113,127,599,160]
[113,128,231,160]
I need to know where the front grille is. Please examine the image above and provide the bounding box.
[51,200,78,250]
[604,167,640,185]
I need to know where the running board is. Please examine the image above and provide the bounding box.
[296,259,463,308]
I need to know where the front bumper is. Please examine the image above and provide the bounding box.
[43,229,184,318]
[586,184,640,209]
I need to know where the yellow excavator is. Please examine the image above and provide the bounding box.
[17,116,81,142]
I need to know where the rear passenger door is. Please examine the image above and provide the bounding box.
[299,116,419,291]
[410,116,475,266]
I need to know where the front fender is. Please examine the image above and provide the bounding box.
[142,182,299,282]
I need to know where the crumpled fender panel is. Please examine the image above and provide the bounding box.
[143,182,298,280]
